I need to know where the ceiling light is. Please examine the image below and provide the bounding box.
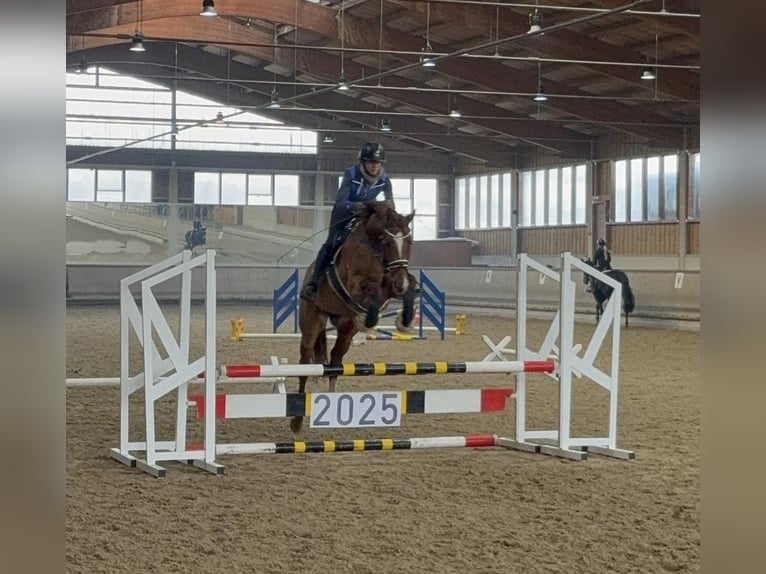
[337,74,349,91]
[528,10,543,34]
[215,111,224,122]
[323,134,335,144]
[200,0,217,17]
[420,46,436,68]
[449,108,461,118]
[268,88,281,108]
[129,33,146,52]
[380,118,392,132]
[640,66,656,80]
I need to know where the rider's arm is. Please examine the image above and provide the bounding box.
[332,167,362,223]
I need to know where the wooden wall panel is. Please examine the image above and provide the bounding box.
[276,206,314,228]
[458,229,512,256]
[518,226,587,256]
[211,206,240,226]
[609,223,679,255]
[687,221,700,254]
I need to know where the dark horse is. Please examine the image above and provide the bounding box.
[581,257,635,327]
[291,201,418,432]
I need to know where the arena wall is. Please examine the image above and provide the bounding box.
[66,261,699,322]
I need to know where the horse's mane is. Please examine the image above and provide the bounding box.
[357,201,407,237]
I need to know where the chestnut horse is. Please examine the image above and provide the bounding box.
[291,201,418,432]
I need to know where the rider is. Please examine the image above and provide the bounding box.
[594,238,612,271]
[300,142,394,301]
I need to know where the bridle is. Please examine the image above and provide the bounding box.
[383,228,412,271]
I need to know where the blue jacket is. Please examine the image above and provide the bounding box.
[331,163,393,226]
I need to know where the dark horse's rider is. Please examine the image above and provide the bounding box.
[594,238,612,272]
[300,142,394,302]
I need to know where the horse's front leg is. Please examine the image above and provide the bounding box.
[292,305,327,433]
[291,347,312,433]
[328,321,357,392]
[396,276,418,332]
[364,285,384,329]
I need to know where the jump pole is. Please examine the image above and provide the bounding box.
[215,360,554,379]
[193,435,500,456]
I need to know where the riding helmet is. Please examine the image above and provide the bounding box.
[597,238,606,246]
[359,142,386,163]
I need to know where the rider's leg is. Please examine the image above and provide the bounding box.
[301,208,355,301]
[300,237,335,301]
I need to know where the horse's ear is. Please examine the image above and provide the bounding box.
[405,210,415,225]
[360,201,378,219]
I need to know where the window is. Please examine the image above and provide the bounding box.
[125,171,152,203]
[479,177,489,227]
[534,170,545,226]
[413,179,438,240]
[663,155,678,220]
[575,165,587,223]
[221,173,247,205]
[194,172,220,204]
[67,168,152,202]
[274,175,299,206]
[489,175,500,228]
[521,171,532,227]
[630,158,644,221]
[66,65,318,154]
[391,178,413,214]
[456,178,467,229]
[248,174,272,205]
[391,178,438,240]
[519,164,587,227]
[468,177,478,228]
[190,172,303,206]
[502,173,512,226]
[548,169,559,224]
[646,156,660,220]
[613,155,678,222]
[454,171,514,230]
[67,169,96,202]
[560,167,572,224]
[689,152,700,219]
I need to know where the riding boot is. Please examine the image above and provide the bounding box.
[300,242,333,301]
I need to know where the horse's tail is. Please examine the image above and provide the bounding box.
[622,283,635,315]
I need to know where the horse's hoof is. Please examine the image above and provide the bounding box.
[290,417,303,433]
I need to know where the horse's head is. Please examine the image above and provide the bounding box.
[362,201,415,296]
[581,257,596,290]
